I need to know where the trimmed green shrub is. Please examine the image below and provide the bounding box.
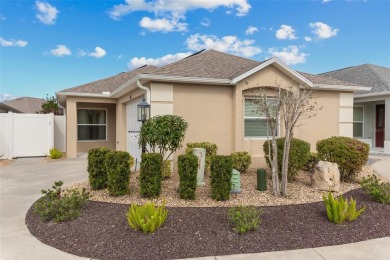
[323,192,365,224]
[231,151,252,173]
[228,205,262,234]
[126,200,168,234]
[87,147,110,190]
[48,147,62,159]
[263,137,311,180]
[162,160,172,179]
[316,136,369,181]
[178,154,198,200]
[210,155,233,201]
[186,142,218,172]
[34,181,89,223]
[303,152,319,172]
[140,153,163,198]
[105,151,131,196]
[361,175,390,204]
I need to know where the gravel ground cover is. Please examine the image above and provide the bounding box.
[26,188,390,260]
[66,165,383,207]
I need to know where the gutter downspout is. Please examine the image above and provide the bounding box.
[136,79,151,104]
[58,102,66,116]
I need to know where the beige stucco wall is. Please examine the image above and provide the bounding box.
[66,96,116,158]
[173,83,234,166]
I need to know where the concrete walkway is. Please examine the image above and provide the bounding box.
[1,157,389,260]
[372,157,390,180]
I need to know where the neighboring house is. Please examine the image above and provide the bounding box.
[1,97,44,114]
[320,64,390,154]
[56,50,369,168]
[0,102,21,113]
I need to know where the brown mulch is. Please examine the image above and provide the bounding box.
[26,189,390,260]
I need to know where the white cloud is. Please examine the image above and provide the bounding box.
[186,33,262,58]
[108,0,251,19]
[35,1,59,25]
[268,45,308,65]
[0,37,28,47]
[276,25,297,40]
[50,45,71,56]
[139,17,187,32]
[200,18,210,27]
[245,26,258,35]
[309,22,338,39]
[304,36,312,42]
[88,47,106,58]
[128,52,192,69]
[0,93,17,102]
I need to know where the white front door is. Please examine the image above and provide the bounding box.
[126,99,142,169]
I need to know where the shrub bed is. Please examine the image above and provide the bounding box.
[231,151,252,173]
[186,142,217,172]
[106,151,131,196]
[178,154,198,200]
[140,153,163,198]
[210,155,233,201]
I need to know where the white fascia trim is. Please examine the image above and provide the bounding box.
[231,57,314,87]
[354,91,390,98]
[55,92,112,98]
[314,84,371,92]
[110,76,139,97]
[139,74,232,85]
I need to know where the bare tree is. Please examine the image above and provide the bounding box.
[251,87,282,197]
[279,83,322,196]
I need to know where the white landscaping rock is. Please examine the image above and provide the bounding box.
[311,161,340,192]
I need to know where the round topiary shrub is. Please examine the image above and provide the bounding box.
[263,137,311,180]
[316,136,369,181]
[230,151,252,173]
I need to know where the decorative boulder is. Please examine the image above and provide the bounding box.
[311,161,340,192]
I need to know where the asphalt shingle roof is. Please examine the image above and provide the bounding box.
[3,97,44,113]
[58,49,362,95]
[60,65,158,94]
[319,64,390,94]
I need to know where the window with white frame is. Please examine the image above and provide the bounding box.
[244,98,278,138]
[77,109,107,141]
[353,107,364,138]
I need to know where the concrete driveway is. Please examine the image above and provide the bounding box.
[0,157,88,260]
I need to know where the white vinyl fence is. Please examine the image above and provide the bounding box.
[0,112,66,159]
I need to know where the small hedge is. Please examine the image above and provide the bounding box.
[105,151,131,196]
[162,160,171,179]
[316,136,369,181]
[186,142,218,172]
[263,138,310,180]
[140,153,163,198]
[178,154,198,200]
[87,147,110,190]
[231,151,252,173]
[210,155,233,201]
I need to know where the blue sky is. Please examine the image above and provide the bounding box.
[1,0,390,101]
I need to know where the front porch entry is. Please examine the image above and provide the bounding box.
[376,104,385,148]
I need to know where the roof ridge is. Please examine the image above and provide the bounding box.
[153,49,211,72]
[298,71,357,86]
[365,64,389,89]
[318,65,356,75]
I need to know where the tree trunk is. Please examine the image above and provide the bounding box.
[271,138,280,197]
[281,129,291,196]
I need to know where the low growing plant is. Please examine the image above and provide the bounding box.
[126,200,168,234]
[230,151,252,173]
[322,192,365,224]
[228,205,262,234]
[48,147,62,159]
[178,154,198,200]
[34,181,89,223]
[361,175,390,204]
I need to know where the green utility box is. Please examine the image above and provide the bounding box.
[231,169,242,194]
[257,168,267,191]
